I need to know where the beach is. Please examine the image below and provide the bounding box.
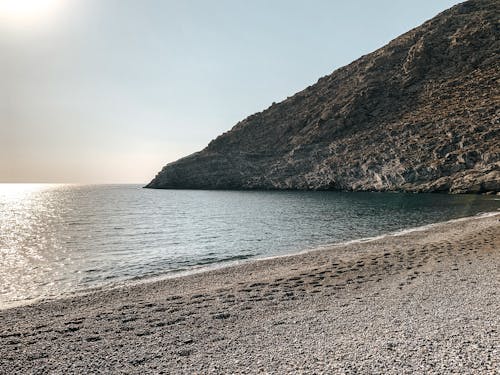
[1,213,498,374]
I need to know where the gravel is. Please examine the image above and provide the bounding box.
[1,213,498,374]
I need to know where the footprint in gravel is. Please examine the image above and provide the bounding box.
[213,312,231,320]
[249,297,264,302]
[58,326,81,334]
[165,295,182,301]
[64,320,83,326]
[129,358,147,366]
[135,331,152,337]
[249,282,268,288]
[122,317,138,323]
[27,352,49,360]
[178,349,192,357]
[166,317,186,325]
[153,307,168,313]
[85,336,102,342]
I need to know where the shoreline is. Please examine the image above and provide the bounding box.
[2,210,498,312]
[1,212,499,373]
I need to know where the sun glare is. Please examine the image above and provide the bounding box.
[0,183,54,202]
[0,0,65,28]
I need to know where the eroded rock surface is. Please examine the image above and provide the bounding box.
[147,0,499,193]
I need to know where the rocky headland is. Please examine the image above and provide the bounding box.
[147,0,499,193]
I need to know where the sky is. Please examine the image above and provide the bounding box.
[1,0,462,183]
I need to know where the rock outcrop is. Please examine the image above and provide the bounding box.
[147,0,499,193]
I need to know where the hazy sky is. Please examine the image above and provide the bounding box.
[1,0,461,183]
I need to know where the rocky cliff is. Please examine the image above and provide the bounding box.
[147,0,499,193]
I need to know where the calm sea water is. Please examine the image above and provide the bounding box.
[0,184,498,308]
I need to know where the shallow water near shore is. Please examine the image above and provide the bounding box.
[1,183,498,308]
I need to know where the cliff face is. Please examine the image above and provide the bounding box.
[147,0,499,193]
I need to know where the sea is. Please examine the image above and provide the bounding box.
[1,183,498,308]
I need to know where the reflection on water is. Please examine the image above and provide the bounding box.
[0,184,78,306]
[0,184,498,308]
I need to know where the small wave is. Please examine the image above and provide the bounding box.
[247,210,500,262]
[85,210,500,297]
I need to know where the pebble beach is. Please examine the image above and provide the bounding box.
[1,213,499,374]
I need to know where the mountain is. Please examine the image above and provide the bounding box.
[146,0,499,193]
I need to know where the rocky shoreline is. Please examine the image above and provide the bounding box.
[1,213,498,373]
[147,0,499,194]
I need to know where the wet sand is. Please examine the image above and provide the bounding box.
[1,213,499,374]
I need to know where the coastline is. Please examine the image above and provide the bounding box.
[1,213,499,373]
[4,210,498,311]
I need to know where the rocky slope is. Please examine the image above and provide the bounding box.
[147,0,499,193]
